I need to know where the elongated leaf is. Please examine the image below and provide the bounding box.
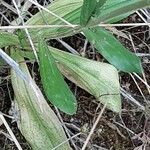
[26,0,82,40]
[26,0,81,25]
[48,47,121,113]
[16,47,121,112]
[94,0,107,16]
[89,0,150,25]
[6,0,149,48]
[38,39,77,114]
[25,0,150,40]
[80,0,97,26]
[80,0,107,26]
[84,27,143,74]
[11,50,71,150]
[0,31,19,48]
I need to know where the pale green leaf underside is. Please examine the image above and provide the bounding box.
[49,47,121,112]
[11,50,71,150]
[0,31,19,48]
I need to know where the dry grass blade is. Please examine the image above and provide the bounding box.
[1,1,17,14]
[0,113,22,150]
[10,1,33,27]
[54,107,78,150]
[0,48,28,82]
[81,103,107,150]
[1,23,150,31]
[120,87,145,110]
[133,73,150,91]
[130,73,148,103]
[0,25,78,30]
[57,39,80,55]
[135,9,150,95]
[51,133,81,150]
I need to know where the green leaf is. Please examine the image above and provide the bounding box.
[94,0,107,16]
[26,0,82,40]
[18,50,35,60]
[11,50,72,150]
[89,0,150,25]
[16,29,31,50]
[49,47,121,113]
[80,0,97,26]
[24,0,149,40]
[38,39,77,114]
[10,43,121,113]
[84,27,143,74]
[80,0,107,26]
[0,31,19,48]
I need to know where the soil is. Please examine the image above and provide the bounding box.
[0,1,150,150]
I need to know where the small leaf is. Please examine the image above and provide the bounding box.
[38,39,77,115]
[80,0,97,26]
[16,29,30,49]
[94,0,107,16]
[49,47,121,113]
[84,27,143,74]
[80,0,107,26]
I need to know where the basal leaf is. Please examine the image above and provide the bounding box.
[11,50,71,150]
[38,39,77,115]
[84,27,143,74]
[12,47,121,112]
[49,47,121,113]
